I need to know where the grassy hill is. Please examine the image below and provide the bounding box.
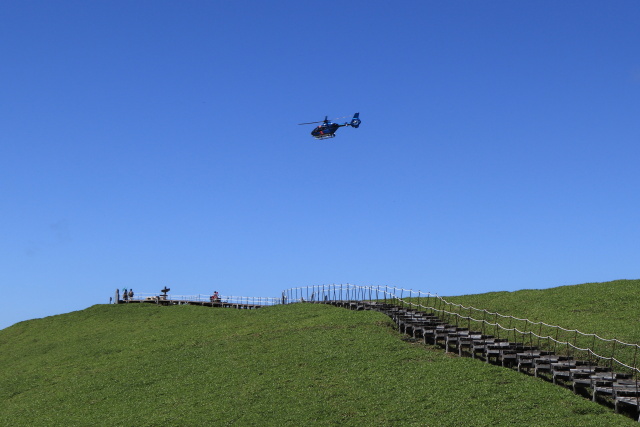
[1,282,638,426]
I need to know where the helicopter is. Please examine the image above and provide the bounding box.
[298,113,361,140]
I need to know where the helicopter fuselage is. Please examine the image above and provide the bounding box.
[311,122,343,139]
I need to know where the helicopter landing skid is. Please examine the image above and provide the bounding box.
[313,134,336,140]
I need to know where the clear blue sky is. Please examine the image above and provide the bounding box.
[2,1,639,329]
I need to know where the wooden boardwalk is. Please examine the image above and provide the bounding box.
[317,299,640,423]
[118,298,264,310]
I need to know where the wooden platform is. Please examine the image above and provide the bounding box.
[118,298,264,310]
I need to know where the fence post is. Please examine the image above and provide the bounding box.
[611,339,617,371]
[538,322,543,350]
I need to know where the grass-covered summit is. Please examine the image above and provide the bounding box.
[1,281,638,426]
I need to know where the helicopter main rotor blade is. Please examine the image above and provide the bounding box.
[299,116,348,125]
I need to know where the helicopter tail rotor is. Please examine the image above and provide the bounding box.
[350,112,361,128]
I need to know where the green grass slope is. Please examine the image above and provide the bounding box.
[0,301,634,426]
[444,279,640,344]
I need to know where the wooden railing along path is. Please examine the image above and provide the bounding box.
[114,292,279,309]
